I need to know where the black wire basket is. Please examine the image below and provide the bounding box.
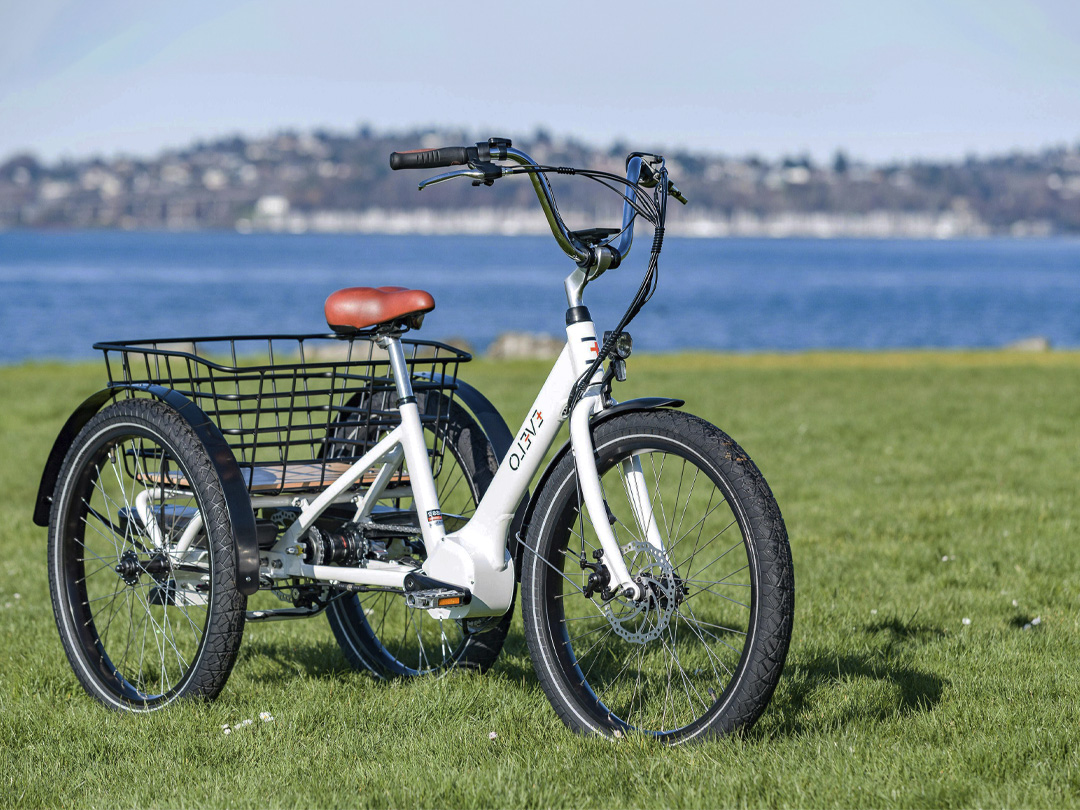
[96,334,470,496]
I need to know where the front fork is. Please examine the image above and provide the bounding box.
[565,325,665,601]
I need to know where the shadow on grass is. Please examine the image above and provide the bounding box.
[237,619,946,738]
[757,611,951,736]
[864,615,946,643]
[766,649,947,737]
[1008,614,1041,629]
[238,637,359,683]
[237,629,539,688]
[485,631,540,685]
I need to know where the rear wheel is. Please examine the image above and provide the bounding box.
[47,399,246,711]
[325,394,513,677]
[521,409,793,742]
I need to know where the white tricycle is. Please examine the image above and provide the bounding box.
[36,138,794,743]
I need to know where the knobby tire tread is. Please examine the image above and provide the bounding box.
[521,409,794,742]
[48,399,246,710]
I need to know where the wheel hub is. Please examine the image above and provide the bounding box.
[114,550,142,585]
[601,541,678,644]
[114,550,171,586]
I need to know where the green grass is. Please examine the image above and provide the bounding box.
[2,351,1080,808]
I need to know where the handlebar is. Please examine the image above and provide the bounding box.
[504,146,593,265]
[615,156,647,260]
[388,138,674,271]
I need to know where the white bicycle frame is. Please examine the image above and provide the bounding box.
[228,277,660,620]
[243,145,665,617]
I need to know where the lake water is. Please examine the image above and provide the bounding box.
[1,231,1078,363]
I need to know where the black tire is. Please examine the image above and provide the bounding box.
[47,399,246,711]
[325,393,513,677]
[521,409,793,742]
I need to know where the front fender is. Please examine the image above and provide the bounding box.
[510,396,684,576]
[34,385,260,596]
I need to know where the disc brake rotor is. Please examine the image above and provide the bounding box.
[601,540,677,644]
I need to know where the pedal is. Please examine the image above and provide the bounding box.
[403,571,471,610]
[404,588,472,610]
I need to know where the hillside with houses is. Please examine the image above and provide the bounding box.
[3,127,1079,237]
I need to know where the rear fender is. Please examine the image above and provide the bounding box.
[34,385,260,596]
[35,387,119,528]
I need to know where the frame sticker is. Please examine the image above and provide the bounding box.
[508,409,545,471]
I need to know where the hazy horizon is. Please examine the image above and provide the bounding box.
[3,120,1080,170]
[3,0,1079,166]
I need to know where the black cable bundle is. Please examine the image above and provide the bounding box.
[556,166,670,413]
[503,160,671,411]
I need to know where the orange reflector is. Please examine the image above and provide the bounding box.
[437,596,462,607]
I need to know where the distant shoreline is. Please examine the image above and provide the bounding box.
[5,127,1078,237]
[4,226,1077,242]
[0,206,1048,240]
[235,206,1005,240]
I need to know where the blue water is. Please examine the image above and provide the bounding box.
[1,231,1079,362]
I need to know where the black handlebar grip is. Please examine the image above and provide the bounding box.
[389,146,473,170]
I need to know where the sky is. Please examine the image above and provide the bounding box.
[2,0,1079,165]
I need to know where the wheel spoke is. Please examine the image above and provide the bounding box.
[674,465,700,547]
[97,586,130,649]
[528,425,786,741]
[677,600,738,676]
[665,494,726,556]
[51,407,228,708]
[520,538,592,597]
[324,401,498,678]
[682,584,750,611]
[677,520,739,580]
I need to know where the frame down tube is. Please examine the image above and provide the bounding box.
[427,345,577,615]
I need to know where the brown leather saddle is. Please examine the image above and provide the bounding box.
[324,286,435,333]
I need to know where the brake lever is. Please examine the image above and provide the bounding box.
[417,169,487,191]
[417,163,506,191]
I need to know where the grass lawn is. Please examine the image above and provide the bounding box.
[2,350,1079,808]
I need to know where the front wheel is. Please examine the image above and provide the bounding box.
[521,409,793,742]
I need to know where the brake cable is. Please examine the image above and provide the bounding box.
[562,166,669,414]
[505,165,662,223]
[473,158,674,414]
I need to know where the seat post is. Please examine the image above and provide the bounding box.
[378,333,416,403]
[376,332,445,544]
